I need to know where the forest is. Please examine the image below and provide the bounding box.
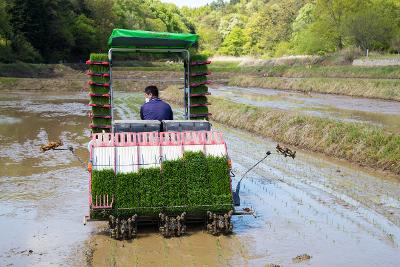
[1,0,399,63]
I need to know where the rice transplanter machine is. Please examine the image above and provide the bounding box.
[84,29,253,239]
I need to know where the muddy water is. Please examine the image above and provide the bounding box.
[1,90,400,266]
[0,91,93,266]
[220,125,400,266]
[210,86,400,132]
[88,93,400,266]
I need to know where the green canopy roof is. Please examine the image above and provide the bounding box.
[108,29,198,49]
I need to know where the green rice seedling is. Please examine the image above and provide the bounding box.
[115,172,134,208]
[137,168,162,214]
[207,156,232,210]
[90,65,109,74]
[191,54,209,62]
[90,96,110,105]
[90,53,108,61]
[190,64,208,73]
[190,96,208,105]
[90,84,110,94]
[92,106,111,116]
[92,118,111,126]
[91,75,110,84]
[184,151,209,211]
[190,86,207,95]
[189,117,207,121]
[89,53,109,73]
[190,75,208,84]
[190,85,209,95]
[91,127,111,133]
[91,169,115,198]
[162,159,186,213]
[190,106,209,115]
[91,152,233,216]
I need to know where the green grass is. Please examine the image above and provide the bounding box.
[229,76,400,101]
[0,62,81,78]
[207,61,400,78]
[107,59,400,81]
[0,77,18,85]
[91,152,232,216]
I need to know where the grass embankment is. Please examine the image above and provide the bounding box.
[163,86,400,175]
[0,75,176,92]
[113,61,400,79]
[229,76,400,101]
[111,61,400,101]
[0,62,85,78]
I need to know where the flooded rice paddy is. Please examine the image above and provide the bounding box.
[0,89,399,266]
[210,86,400,133]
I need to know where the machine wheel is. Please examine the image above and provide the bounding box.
[109,215,138,240]
[206,210,233,235]
[159,212,187,238]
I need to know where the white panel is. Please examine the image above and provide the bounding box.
[161,146,183,161]
[138,146,161,169]
[116,146,139,173]
[205,144,227,157]
[183,145,204,153]
[92,147,115,170]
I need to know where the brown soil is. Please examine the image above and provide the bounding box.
[292,253,312,263]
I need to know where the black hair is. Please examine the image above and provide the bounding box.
[144,85,159,98]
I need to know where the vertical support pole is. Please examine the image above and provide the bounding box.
[183,58,187,120]
[108,49,114,133]
[184,50,191,120]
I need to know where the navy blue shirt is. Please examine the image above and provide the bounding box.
[140,98,173,121]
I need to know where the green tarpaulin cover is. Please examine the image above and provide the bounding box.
[108,29,198,49]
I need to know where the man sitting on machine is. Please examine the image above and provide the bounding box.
[140,85,173,121]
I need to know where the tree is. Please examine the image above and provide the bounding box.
[71,14,99,61]
[243,0,306,56]
[288,2,336,55]
[9,0,76,62]
[218,26,247,56]
[0,0,11,40]
[346,0,397,51]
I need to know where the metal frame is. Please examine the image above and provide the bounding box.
[108,48,191,133]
